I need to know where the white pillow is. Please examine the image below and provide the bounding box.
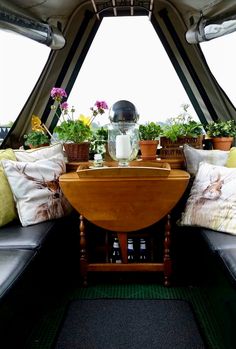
[14,143,64,162]
[1,157,71,227]
[180,162,236,235]
[183,144,229,176]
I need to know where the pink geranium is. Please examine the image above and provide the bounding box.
[60,102,69,111]
[50,86,108,126]
[50,87,67,102]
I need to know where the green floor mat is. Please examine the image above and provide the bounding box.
[24,281,225,349]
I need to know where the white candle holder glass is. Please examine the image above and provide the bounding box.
[108,122,139,167]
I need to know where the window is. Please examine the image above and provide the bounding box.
[0,30,50,140]
[200,31,236,108]
[67,16,198,126]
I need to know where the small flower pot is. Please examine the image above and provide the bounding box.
[211,137,233,151]
[139,140,158,160]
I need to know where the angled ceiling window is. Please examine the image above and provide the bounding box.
[66,16,199,126]
[200,30,236,108]
[0,30,50,142]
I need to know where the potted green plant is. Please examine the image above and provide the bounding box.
[160,104,203,158]
[90,127,108,155]
[139,122,162,160]
[24,131,50,149]
[206,120,236,150]
[51,87,108,161]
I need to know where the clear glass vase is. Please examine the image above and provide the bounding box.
[107,122,139,167]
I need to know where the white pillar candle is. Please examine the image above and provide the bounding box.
[116,134,132,159]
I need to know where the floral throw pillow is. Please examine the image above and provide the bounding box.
[179,162,236,235]
[1,157,71,227]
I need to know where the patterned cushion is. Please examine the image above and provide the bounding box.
[1,157,71,227]
[226,147,236,168]
[14,143,64,162]
[180,162,236,235]
[0,149,17,227]
[183,144,229,176]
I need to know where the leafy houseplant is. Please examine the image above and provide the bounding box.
[206,120,236,150]
[139,122,162,160]
[139,122,162,141]
[162,105,203,142]
[206,120,236,137]
[90,127,108,157]
[54,120,92,143]
[24,131,50,148]
[160,104,204,159]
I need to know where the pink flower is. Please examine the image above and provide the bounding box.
[60,102,69,111]
[50,87,67,102]
[95,101,108,110]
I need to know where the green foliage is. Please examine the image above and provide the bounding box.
[90,127,108,154]
[54,120,92,143]
[139,122,162,140]
[24,131,50,147]
[162,104,203,142]
[206,120,236,137]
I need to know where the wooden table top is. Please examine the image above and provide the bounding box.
[60,165,190,232]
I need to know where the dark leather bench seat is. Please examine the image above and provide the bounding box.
[0,214,77,300]
[0,220,59,250]
[177,226,236,286]
[200,229,236,252]
[0,249,36,299]
[218,248,236,283]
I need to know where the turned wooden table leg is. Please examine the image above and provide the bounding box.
[79,214,88,287]
[163,214,172,286]
[117,232,128,263]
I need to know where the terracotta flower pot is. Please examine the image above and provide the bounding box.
[211,137,233,151]
[139,140,158,160]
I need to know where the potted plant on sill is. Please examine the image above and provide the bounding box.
[50,87,108,162]
[24,131,50,149]
[139,122,162,160]
[90,127,108,155]
[24,116,50,149]
[160,104,204,158]
[206,119,236,150]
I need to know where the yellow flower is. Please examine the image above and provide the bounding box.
[31,115,44,132]
[78,114,91,126]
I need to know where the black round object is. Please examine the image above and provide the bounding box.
[109,100,139,123]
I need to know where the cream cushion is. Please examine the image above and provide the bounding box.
[226,147,236,168]
[0,149,18,227]
[1,157,71,227]
[14,143,64,162]
[183,144,229,176]
[180,162,236,235]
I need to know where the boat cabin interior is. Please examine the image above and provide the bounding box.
[1,0,236,348]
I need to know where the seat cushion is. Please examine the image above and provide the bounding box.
[200,229,236,252]
[0,220,58,249]
[218,248,236,284]
[0,249,35,299]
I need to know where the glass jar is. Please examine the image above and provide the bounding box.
[107,122,139,167]
[93,153,103,167]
